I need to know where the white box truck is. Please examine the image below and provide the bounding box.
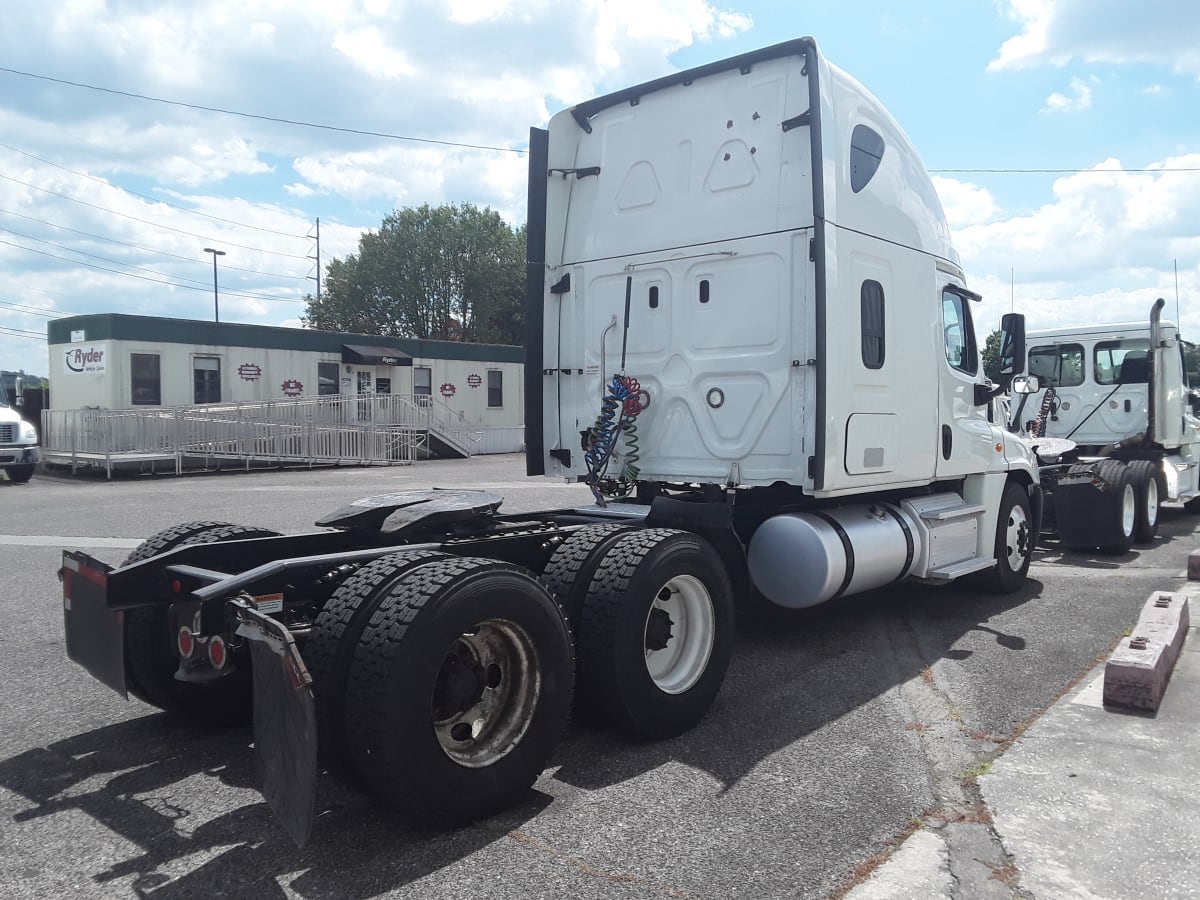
[1,373,39,483]
[59,38,1039,844]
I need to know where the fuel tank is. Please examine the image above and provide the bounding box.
[747,503,918,608]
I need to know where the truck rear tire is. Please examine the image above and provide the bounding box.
[1127,460,1163,544]
[122,522,281,726]
[1094,460,1136,555]
[344,557,573,825]
[978,482,1033,593]
[303,549,447,782]
[540,523,634,624]
[576,529,734,739]
[4,464,34,483]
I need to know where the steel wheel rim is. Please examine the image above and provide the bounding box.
[1146,477,1159,527]
[642,574,715,695]
[431,618,541,768]
[1005,502,1030,570]
[1121,483,1136,536]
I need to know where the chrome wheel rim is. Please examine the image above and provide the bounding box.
[431,618,540,768]
[1005,502,1031,570]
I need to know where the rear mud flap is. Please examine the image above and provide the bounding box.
[61,551,126,698]
[234,603,317,848]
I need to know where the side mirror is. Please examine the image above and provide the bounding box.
[1010,374,1040,395]
[998,313,1026,390]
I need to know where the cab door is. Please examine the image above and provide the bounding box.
[935,285,996,478]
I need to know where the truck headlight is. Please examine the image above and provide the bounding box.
[18,422,37,443]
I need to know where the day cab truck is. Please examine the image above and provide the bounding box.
[59,37,1040,846]
[1007,299,1200,552]
[1,372,38,483]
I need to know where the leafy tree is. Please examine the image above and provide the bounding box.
[1183,340,1200,387]
[303,203,525,345]
[982,329,1002,383]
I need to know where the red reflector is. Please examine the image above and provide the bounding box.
[177,627,195,659]
[76,564,107,588]
[171,580,182,594]
[208,636,227,670]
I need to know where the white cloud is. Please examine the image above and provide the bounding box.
[991,0,1200,76]
[955,155,1200,340]
[1041,76,1094,114]
[931,176,1001,229]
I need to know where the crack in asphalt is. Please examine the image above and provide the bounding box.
[878,612,1035,899]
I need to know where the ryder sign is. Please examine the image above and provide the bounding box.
[65,345,107,374]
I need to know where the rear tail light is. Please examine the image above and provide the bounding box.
[177,626,195,659]
[208,635,228,670]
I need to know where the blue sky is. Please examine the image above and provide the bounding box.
[1,0,1198,377]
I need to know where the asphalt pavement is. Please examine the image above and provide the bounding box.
[2,456,1197,898]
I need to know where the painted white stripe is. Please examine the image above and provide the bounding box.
[0,535,142,549]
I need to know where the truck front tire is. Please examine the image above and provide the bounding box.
[344,557,574,825]
[4,464,34,483]
[979,482,1034,593]
[576,529,734,739]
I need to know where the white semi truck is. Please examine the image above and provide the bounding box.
[1009,299,1200,552]
[1,372,39,483]
[59,38,1039,845]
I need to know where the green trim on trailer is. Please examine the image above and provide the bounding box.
[47,314,524,364]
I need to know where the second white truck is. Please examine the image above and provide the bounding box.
[1010,299,1200,551]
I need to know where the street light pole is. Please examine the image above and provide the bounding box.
[203,247,226,322]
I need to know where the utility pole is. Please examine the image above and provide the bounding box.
[203,247,226,322]
[307,218,321,300]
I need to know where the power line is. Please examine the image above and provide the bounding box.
[0,324,45,338]
[0,225,300,299]
[930,167,1200,174]
[0,142,307,238]
[0,207,308,280]
[0,173,311,260]
[0,66,525,155]
[0,236,304,303]
[0,300,67,317]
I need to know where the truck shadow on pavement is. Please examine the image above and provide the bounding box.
[0,715,549,898]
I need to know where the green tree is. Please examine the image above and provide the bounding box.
[982,329,1002,383]
[303,203,526,344]
[1184,340,1200,386]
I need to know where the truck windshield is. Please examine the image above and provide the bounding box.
[1028,343,1083,387]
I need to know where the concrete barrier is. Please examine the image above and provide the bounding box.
[1103,591,1190,711]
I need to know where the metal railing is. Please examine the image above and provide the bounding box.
[39,393,475,476]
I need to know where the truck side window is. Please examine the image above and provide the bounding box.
[941,290,978,375]
[861,280,885,369]
[1028,344,1083,387]
[1094,339,1149,385]
[850,124,885,193]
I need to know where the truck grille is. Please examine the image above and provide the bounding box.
[0,423,14,442]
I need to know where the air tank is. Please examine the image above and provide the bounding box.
[747,503,919,609]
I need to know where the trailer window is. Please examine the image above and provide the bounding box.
[941,290,978,375]
[488,370,503,408]
[850,125,885,193]
[192,357,221,404]
[1094,339,1149,385]
[860,280,885,369]
[318,361,340,395]
[1028,344,1083,388]
[130,353,161,405]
